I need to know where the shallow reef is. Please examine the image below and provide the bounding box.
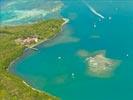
[77,50,121,78]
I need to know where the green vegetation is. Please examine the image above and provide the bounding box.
[0,19,64,100]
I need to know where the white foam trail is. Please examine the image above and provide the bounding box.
[83,1,105,19]
[89,6,105,19]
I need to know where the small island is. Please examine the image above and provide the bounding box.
[87,53,120,78]
[0,19,66,100]
[77,50,121,78]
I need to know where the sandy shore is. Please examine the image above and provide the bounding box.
[22,80,58,99]
[21,18,69,98]
[9,18,69,97]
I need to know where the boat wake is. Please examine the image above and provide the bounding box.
[83,0,105,19]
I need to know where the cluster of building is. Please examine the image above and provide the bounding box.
[15,36,38,46]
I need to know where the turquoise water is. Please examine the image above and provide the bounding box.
[1,0,133,100]
[0,0,63,25]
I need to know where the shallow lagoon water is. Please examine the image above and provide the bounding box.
[1,0,133,100]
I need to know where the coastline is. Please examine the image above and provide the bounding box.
[7,18,69,99]
[29,18,69,49]
[9,18,69,70]
[22,80,59,99]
